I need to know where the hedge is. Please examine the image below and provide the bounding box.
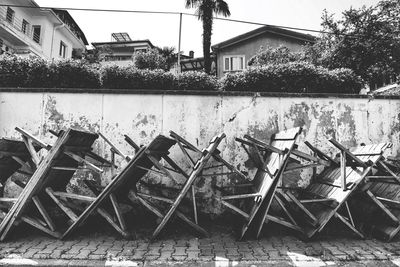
[0,55,101,88]
[220,62,365,94]
[0,55,365,93]
[102,65,175,90]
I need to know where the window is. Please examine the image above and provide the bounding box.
[6,7,14,23]
[0,39,3,55]
[32,25,41,44]
[22,19,29,34]
[59,41,67,58]
[223,55,245,72]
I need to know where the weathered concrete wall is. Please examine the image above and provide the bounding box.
[1,91,400,215]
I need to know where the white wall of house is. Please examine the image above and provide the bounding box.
[0,0,86,59]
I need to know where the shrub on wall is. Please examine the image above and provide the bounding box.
[132,48,168,70]
[220,62,364,94]
[0,55,101,88]
[0,55,365,93]
[101,65,175,90]
[175,71,219,91]
[47,60,101,88]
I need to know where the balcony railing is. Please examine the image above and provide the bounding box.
[0,6,42,45]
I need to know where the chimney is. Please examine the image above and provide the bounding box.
[189,51,194,58]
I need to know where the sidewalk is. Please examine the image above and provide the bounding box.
[1,222,400,267]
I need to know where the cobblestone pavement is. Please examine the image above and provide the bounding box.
[1,223,400,266]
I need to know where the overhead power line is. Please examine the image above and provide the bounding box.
[0,3,397,38]
[0,3,344,36]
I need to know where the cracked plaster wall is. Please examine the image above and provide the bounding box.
[0,92,399,215]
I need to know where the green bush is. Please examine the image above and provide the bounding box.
[0,55,365,94]
[220,62,364,94]
[175,71,219,91]
[47,60,101,88]
[248,46,304,66]
[132,48,168,70]
[101,65,175,90]
[0,55,101,88]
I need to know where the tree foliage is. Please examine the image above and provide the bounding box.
[308,0,400,86]
[155,46,177,70]
[248,46,305,66]
[185,0,230,74]
[132,48,168,70]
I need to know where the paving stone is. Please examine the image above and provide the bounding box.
[145,255,160,261]
[226,247,240,256]
[145,247,161,256]
[75,249,92,259]
[32,253,51,259]
[252,247,266,256]
[131,249,147,260]
[172,255,187,261]
[186,250,199,261]
[22,248,40,258]
[200,248,213,256]
[240,252,256,261]
[60,253,75,260]
[88,254,107,260]
[158,250,173,261]
[173,246,187,256]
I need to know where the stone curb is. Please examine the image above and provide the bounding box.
[1,259,399,267]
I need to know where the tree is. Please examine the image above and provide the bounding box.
[132,48,168,70]
[185,0,230,74]
[308,0,400,87]
[82,45,113,64]
[156,46,177,70]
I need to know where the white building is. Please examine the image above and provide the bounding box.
[92,33,154,67]
[0,0,88,59]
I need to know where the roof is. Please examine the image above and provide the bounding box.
[52,9,88,45]
[92,40,154,48]
[212,25,317,51]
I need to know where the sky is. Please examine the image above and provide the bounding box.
[35,0,380,57]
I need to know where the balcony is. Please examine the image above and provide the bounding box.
[0,6,42,47]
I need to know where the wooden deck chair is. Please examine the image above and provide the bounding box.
[142,131,245,239]
[280,140,391,240]
[0,127,107,241]
[215,127,303,240]
[349,154,400,241]
[60,133,177,239]
[0,136,43,222]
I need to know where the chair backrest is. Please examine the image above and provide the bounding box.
[253,127,302,196]
[0,138,40,185]
[33,128,99,194]
[112,135,176,196]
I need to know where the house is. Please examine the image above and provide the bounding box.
[211,25,316,78]
[0,0,88,59]
[92,33,154,67]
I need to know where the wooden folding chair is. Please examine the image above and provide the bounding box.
[349,155,400,241]
[60,133,177,239]
[215,127,303,239]
[0,127,107,241]
[280,140,391,239]
[0,136,43,222]
[140,131,245,239]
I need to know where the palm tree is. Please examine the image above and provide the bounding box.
[185,0,230,74]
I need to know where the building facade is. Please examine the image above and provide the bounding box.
[0,0,88,59]
[92,33,154,67]
[212,25,316,78]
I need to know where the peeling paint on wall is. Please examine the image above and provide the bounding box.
[1,92,400,216]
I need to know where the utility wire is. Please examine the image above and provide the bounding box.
[0,3,397,38]
[0,3,344,36]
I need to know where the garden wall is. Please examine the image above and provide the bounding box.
[1,89,399,215]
